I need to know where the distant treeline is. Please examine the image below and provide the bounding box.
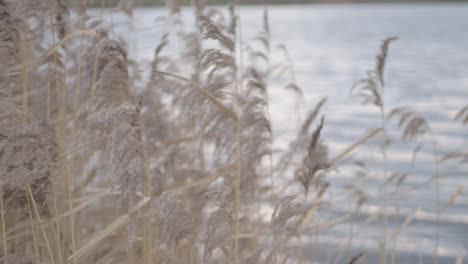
[77,0,468,7]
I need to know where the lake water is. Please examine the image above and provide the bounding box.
[92,3,468,263]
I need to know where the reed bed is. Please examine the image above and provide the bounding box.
[0,0,465,263]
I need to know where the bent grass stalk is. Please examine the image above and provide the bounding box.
[67,196,151,261]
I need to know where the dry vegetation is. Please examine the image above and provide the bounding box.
[0,0,466,264]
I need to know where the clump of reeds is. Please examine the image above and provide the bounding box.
[0,0,59,220]
[0,1,464,264]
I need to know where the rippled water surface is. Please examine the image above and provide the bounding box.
[94,3,468,263]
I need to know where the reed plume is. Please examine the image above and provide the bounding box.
[81,38,146,243]
[154,192,192,250]
[0,91,58,217]
[352,37,398,109]
[455,105,468,125]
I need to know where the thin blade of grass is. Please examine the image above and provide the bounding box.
[67,196,151,261]
[330,128,383,164]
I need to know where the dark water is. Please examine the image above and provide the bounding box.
[93,3,468,262]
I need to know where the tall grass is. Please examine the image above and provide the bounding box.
[0,0,465,263]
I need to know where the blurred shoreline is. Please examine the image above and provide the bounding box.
[82,0,468,8]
